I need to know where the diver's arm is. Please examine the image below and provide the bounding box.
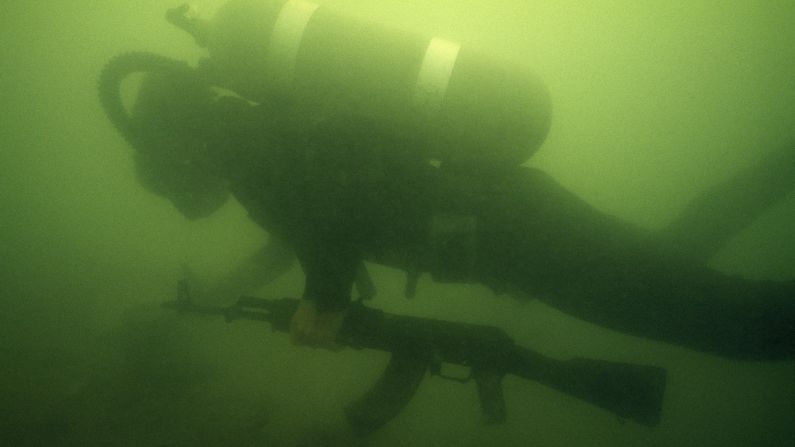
[202,235,296,302]
[297,237,359,313]
[289,233,360,348]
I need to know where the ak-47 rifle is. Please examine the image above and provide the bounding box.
[164,280,666,433]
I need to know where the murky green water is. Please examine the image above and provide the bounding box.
[1,1,793,445]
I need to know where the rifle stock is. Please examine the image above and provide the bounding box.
[510,347,665,426]
[164,288,666,431]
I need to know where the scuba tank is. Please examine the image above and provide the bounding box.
[168,0,552,167]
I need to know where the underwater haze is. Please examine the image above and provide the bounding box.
[1,0,794,446]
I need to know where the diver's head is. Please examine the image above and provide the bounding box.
[99,52,230,219]
[130,70,231,219]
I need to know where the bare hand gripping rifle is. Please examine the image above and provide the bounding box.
[163,280,666,433]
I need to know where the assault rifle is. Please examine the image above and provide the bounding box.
[163,280,666,433]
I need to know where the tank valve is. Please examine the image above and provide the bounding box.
[166,3,211,47]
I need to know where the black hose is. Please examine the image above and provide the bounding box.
[97,52,194,147]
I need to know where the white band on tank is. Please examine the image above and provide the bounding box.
[414,37,461,118]
[266,0,319,93]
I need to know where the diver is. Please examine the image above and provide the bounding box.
[98,51,795,361]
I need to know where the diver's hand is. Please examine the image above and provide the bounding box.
[289,300,346,350]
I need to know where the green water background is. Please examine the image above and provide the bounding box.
[1,1,793,445]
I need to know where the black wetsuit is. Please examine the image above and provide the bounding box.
[470,168,794,360]
[211,98,795,361]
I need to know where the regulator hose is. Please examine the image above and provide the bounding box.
[97,51,196,148]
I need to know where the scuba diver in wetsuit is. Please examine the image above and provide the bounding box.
[98,51,795,361]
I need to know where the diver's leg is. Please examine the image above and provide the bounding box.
[545,249,794,360]
[657,147,795,263]
[476,168,794,360]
